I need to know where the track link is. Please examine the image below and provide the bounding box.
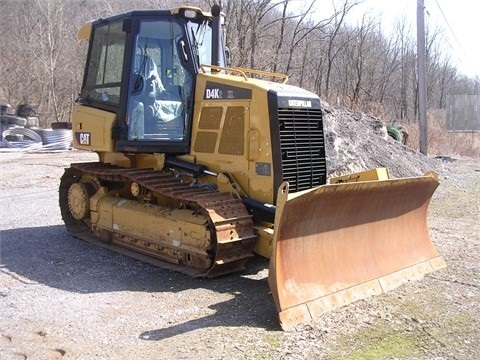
[59,162,257,277]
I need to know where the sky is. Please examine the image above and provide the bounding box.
[292,0,480,79]
[349,0,480,79]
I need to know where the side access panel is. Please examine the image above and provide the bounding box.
[268,174,446,330]
[71,105,116,152]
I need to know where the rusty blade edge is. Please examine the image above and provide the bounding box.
[277,256,447,331]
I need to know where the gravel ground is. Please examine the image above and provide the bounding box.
[0,132,479,358]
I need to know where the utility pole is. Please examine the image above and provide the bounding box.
[417,0,428,155]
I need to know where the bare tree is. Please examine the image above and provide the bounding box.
[1,0,478,129]
[324,0,361,100]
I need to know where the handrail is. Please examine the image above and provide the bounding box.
[200,64,289,84]
[200,65,249,81]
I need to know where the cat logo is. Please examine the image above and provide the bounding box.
[75,132,91,146]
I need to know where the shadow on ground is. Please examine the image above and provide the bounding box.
[1,225,279,334]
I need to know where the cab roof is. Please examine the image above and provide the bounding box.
[77,6,212,40]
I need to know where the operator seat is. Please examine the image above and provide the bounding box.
[142,56,167,132]
[129,54,165,138]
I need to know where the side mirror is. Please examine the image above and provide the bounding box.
[225,46,231,67]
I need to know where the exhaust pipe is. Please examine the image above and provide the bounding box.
[211,4,222,72]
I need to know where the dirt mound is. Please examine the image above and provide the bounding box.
[322,101,446,178]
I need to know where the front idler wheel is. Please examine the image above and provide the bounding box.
[67,182,91,220]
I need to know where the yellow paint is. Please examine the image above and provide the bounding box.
[72,105,116,152]
[330,167,391,183]
[191,72,275,203]
[77,22,92,40]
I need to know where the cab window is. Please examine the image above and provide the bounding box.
[127,20,193,142]
[82,21,126,106]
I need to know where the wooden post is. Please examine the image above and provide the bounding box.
[417,0,428,155]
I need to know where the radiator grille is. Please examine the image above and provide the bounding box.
[278,107,326,192]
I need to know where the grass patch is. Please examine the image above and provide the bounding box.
[339,331,421,360]
[446,313,472,326]
[327,290,477,360]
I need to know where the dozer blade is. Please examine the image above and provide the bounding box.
[268,173,446,331]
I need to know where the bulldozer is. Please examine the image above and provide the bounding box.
[60,5,446,330]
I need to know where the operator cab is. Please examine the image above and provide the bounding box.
[78,7,227,154]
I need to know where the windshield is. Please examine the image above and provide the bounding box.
[187,20,227,71]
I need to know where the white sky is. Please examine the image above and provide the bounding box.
[291,0,480,79]
[349,0,480,79]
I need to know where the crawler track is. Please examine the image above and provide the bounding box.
[59,162,257,277]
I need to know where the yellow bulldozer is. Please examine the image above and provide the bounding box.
[60,5,445,330]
